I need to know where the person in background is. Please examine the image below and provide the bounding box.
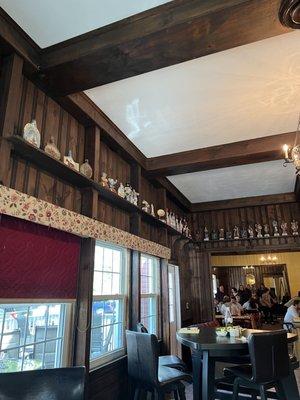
[238,284,248,304]
[282,292,291,305]
[235,294,243,306]
[243,294,259,311]
[215,285,226,302]
[214,298,221,315]
[229,296,243,316]
[261,288,273,324]
[220,295,231,315]
[269,288,279,316]
[284,300,300,326]
[257,283,266,298]
[244,284,252,301]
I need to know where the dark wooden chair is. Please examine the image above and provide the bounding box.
[137,323,187,371]
[126,330,191,400]
[0,367,85,400]
[224,331,291,400]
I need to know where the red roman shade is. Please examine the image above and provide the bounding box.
[0,214,81,299]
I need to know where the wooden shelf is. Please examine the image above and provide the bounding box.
[8,135,182,236]
[194,235,299,244]
[9,135,94,188]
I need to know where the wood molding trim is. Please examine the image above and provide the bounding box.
[147,132,298,177]
[190,192,296,212]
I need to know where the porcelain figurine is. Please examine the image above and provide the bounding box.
[241,225,248,239]
[157,209,166,222]
[178,219,183,234]
[195,231,201,242]
[63,150,79,171]
[124,183,132,202]
[248,225,254,239]
[166,209,170,225]
[219,228,225,241]
[226,230,232,240]
[272,220,280,237]
[108,178,118,193]
[204,227,210,241]
[291,220,299,236]
[150,204,155,217]
[132,190,139,206]
[23,119,41,148]
[44,136,61,160]
[211,230,218,241]
[255,223,263,238]
[100,172,109,188]
[117,182,125,198]
[281,222,288,236]
[263,224,270,238]
[142,200,150,213]
[80,159,93,178]
[233,226,240,240]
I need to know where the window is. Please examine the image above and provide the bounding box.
[90,241,128,367]
[140,254,160,336]
[0,302,72,373]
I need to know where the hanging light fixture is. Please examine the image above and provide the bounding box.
[283,113,300,174]
[260,255,278,265]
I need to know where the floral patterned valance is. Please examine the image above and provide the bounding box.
[0,185,171,259]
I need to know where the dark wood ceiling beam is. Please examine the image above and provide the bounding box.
[56,92,147,168]
[191,192,296,212]
[38,0,290,95]
[0,8,40,71]
[156,177,191,211]
[146,132,297,177]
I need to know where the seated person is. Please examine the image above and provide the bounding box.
[214,298,221,315]
[229,296,243,316]
[284,300,300,325]
[215,285,226,302]
[243,295,259,311]
[220,295,231,315]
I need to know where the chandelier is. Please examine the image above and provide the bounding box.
[283,113,300,174]
[260,255,278,265]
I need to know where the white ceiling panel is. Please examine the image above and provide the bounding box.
[167,161,296,203]
[0,0,171,48]
[86,31,300,157]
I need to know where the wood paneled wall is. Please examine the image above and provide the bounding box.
[10,76,84,213]
[192,202,300,252]
[214,264,286,295]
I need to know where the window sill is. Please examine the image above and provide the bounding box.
[90,355,127,374]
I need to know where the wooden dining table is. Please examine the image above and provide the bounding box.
[177,327,299,400]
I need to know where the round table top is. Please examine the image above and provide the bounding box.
[176,327,298,351]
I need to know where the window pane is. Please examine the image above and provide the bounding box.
[90,299,124,361]
[0,303,67,374]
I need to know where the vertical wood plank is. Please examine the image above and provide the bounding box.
[74,238,95,370]
[129,250,140,330]
[0,53,23,185]
[161,258,170,354]
[130,163,141,236]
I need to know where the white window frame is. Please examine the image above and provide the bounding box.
[90,241,128,370]
[0,299,74,373]
[140,254,161,337]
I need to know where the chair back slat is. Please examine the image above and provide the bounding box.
[126,330,159,386]
[248,330,290,383]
